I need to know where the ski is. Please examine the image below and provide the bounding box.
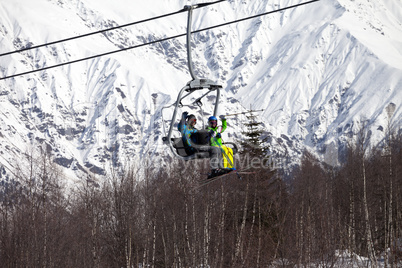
[197,169,254,187]
[198,170,235,186]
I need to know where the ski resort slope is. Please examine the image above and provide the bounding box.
[0,0,401,178]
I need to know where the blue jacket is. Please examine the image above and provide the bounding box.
[178,116,197,148]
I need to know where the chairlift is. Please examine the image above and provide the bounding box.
[162,4,237,160]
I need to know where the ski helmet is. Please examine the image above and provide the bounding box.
[208,116,217,122]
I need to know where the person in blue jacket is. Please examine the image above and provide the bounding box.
[177,112,198,155]
[178,112,227,178]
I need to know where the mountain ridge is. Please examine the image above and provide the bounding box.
[0,0,401,179]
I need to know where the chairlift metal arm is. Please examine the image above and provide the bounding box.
[164,84,190,144]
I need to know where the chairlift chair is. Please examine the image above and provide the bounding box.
[162,4,237,160]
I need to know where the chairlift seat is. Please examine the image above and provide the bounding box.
[171,138,210,159]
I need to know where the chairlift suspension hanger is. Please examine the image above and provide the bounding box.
[185,4,197,81]
[183,3,222,95]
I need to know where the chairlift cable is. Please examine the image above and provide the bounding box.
[0,0,227,58]
[0,0,320,81]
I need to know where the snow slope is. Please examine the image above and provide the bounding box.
[0,0,401,178]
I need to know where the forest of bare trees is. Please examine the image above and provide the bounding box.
[0,131,401,267]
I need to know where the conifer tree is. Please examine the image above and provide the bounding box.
[239,110,270,165]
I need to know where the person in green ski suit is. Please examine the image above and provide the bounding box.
[206,115,235,170]
[207,115,226,146]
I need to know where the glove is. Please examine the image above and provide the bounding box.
[216,133,221,139]
[182,111,188,119]
[219,115,226,120]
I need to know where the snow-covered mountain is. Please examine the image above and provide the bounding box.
[0,0,401,179]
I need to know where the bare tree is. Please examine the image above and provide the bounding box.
[356,124,377,265]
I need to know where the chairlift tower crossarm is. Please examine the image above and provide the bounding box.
[223,109,264,117]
